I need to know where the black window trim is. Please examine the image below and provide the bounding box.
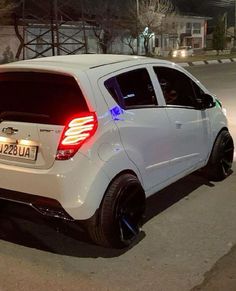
[123,104,161,110]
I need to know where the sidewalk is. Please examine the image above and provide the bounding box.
[177,58,236,67]
[158,53,236,67]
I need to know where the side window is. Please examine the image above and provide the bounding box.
[116,68,158,108]
[116,69,157,108]
[192,81,205,98]
[154,67,197,107]
[104,77,123,106]
[104,68,158,109]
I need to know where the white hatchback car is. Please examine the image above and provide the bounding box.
[0,55,234,248]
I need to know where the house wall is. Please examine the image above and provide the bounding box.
[159,15,208,52]
[0,26,23,63]
[18,25,135,59]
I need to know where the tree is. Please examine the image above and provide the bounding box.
[0,0,18,24]
[124,0,175,55]
[212,15,226,53]
[83,0,122,53]
[121,30,137,55]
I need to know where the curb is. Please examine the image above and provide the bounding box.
[178,58,236,67]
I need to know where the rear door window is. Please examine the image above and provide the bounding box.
[105,68,158,108]
[0,72,88,125]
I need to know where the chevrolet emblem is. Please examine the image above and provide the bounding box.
[2,127,18,135]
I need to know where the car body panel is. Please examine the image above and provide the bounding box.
[163,107,211,175]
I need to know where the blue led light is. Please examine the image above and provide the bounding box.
[109,106,124,120]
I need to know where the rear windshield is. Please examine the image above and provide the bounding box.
[0,72,88,125]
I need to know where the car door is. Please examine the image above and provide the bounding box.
[99,67,173,193]
[153,66,211,177]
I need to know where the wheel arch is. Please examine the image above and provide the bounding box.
[203,127,234,181]
[99,169,146,210]
[208,126,229,159]
[85,169,146,229]
[85,170,146,248]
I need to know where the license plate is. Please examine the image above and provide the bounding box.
[0,142,38,161]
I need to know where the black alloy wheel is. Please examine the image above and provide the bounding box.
[88,174,146,248]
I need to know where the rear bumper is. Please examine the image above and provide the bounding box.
[0,153,110,220]
[0,188,74,221]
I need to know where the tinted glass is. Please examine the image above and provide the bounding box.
[154,67,196,107]
[116,69,157,108]
[104,77,122,106]
[0,72,88,125]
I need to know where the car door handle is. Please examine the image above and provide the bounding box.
[175,121,183,129]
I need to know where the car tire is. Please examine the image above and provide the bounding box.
[88,173,146,248]
[204,130,234,181]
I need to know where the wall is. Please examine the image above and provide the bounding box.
[0,26,22,63]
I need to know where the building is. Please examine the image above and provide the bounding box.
[0,14,210,62]
[154,15,210,55]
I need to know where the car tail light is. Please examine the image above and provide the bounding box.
[56,112,97,160]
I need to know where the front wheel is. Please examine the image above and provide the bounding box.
[204,130,234,181]
[87,173,146,248]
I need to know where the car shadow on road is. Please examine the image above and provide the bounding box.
[0,172,216,259]
[144,171,215,223]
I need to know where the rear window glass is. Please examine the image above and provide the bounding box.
[0,72,88,125]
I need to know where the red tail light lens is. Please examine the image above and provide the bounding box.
[56,112,97,160]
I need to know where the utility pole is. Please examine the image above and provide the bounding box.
[54,0,60,55]
[234,0,236,47]
[136,0,139,55]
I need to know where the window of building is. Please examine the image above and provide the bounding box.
[186,22,192,34]
[193,23,201,34]
[193,37,202,48]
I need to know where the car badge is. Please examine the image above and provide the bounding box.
[2,127,18,135]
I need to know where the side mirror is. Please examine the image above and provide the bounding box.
[196,94,216,109]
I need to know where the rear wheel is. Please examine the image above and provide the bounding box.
[88,173,146,248]
[204,130,234,181]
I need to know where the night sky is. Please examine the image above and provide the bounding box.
[11,0,235,28]
[173,0,234,25]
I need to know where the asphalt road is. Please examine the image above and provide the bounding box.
[0,63,236,291]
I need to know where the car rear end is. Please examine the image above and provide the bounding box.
[0,67,108,221]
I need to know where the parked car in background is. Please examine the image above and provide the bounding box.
[171,46,194,58]
[0,55,233,248]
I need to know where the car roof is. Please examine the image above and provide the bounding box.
[0,54,175,76]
